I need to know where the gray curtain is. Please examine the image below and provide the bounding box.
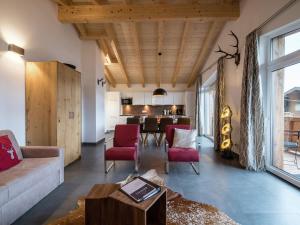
[195,76,202,136]
[214,57,225,151]
[239,31,265,171]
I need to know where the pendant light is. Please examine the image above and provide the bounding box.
[153,52,167,96]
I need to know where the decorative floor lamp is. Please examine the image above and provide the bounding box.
[220,105,234,159]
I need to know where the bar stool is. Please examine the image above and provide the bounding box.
[143,117,159,146]
[177,117,190,125]
[158,117,173,146]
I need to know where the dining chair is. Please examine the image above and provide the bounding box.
[104,124,140,173]
[127,117,143,142]
[158,117,173,146]
[165,124,200,175]
[177,117,191,125]
[143,117,159,146]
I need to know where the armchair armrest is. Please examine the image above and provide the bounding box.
[104,137,114,151]
[21,146,64,158]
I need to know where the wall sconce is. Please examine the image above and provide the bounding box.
[97,78,106,87]
[8,44,24,56]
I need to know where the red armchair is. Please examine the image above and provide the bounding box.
[165,125,200,175]
[104,124,140,173]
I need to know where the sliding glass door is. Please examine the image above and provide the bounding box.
[271,63,300,180]
[265,25,300,186]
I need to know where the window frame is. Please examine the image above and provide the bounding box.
[261,19,300,188]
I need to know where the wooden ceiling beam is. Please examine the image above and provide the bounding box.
[105,24,131,87]
[53,0,72,6]
[156,21,164,87]
[172,21,190,87]
[104,66,116,88]
[58,2,240,23]
[131,23,146,87]
[187,22,224,87]
[79,32,107,40]
[97,39,118,64]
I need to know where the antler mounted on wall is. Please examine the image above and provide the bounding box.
[216,31,240,66]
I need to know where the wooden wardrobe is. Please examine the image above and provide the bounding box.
[25,61,81,166]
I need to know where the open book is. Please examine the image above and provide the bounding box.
[120,176,161,203]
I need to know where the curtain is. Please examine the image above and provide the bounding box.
[239,31,265,171]
[195,76,202,136]
[214,57,225,151]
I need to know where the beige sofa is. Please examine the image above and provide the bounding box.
[0,130,64,225]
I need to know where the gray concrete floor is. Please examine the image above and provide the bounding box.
[13,137,300,225]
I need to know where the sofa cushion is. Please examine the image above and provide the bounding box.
[0,130,23,160]
[0,157,60,201]
[168,147,199,162]
[0,135,21,171]
[0,185,9,206]
[105,147,136,161]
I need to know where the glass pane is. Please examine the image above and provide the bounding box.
[272,62,300,179]
[272,29,300,60]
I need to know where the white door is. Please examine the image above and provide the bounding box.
[105,92,120,131]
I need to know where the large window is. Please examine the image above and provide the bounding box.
[263,23,300,187]
[200,80,216,140]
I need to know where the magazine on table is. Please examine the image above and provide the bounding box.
[120,176,161,203]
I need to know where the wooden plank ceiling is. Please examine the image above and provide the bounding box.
[53,0,239,88]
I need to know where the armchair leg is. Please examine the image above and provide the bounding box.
[165,161,169,174]
[134,159,139,173]
[191,162,200,175]
[105,161,115,174]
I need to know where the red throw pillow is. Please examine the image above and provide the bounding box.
[0,135,21,171]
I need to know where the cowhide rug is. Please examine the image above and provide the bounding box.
[48,170,239,225]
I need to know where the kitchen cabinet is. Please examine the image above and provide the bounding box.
[132,92,145,105]
[144,92,152,105]
[163,93,174,105]
[152,95,164,105]
[173,92,185,105]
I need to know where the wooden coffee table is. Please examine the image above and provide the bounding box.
[85,183,167,225]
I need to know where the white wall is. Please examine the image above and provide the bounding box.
[201,0,300,154]
[95,46,105,141]
[0,0,82,145]
[81,41,105,143]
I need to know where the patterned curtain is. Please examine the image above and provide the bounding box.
[214,57,225,151]
[195,76,202,136]
[239,31,265,171]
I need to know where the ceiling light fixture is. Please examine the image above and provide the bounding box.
[8,44,24,56]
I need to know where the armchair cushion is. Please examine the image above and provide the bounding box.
[113,125,139,147]
[105,147,137,161]
[0,135,21,171]
[173,128,197,148]
[21,146,63,158]
[165,125,191,147]
[168,147,199,162]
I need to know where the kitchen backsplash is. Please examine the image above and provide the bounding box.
[122,105,185,116]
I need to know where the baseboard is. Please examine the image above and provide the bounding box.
[82,138,105,146]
